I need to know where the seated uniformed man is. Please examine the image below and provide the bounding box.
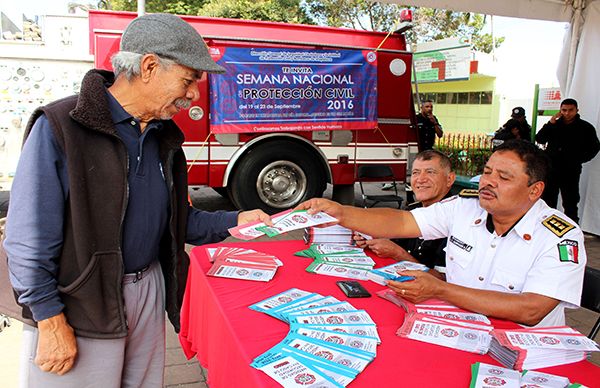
[354,150,455,278]
[298,140,586,327]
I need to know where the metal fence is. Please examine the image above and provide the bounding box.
[435,133,494,177]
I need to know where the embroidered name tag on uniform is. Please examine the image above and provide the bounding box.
[450,236,473,252]
[542,215,575,237]
[557,239,579,263]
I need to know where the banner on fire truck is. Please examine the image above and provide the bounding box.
[209,47,378,133]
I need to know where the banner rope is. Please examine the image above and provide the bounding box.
[374,20,399,52]
[187,131,213,174]
[373,20,400,148]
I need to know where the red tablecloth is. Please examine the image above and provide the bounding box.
[179,240,599,387]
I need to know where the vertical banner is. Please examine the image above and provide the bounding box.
[209,47,378,133]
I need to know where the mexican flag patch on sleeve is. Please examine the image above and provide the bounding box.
[557,239,579,263]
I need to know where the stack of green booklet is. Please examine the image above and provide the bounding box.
[296,243,376,280]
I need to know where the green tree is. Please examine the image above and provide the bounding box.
[199,0,312,24]
[107,0,207,14]
[304,1,503,53]
[108,0,311,24]
[107,0,502,53]
[304,0,399,32]
[410,9,503,53]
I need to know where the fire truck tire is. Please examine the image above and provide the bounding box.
[229,140,326,213]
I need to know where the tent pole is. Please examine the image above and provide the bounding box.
[566,0,584,93]
[137,0,146,16]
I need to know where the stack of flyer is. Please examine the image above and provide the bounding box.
[295,243,376,280]
[367,261,429,285]
[470,362,583,388]
[303,225,357,246]
[378,289,493,354]
[229,209,338,240]
[249,288,379,387]
[488,326,600,370]
[396,312,493,354]
[205,247,282,282]
[376,289,491,324]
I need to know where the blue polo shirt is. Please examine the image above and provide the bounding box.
[4,89,238,321]
[105,91,170,273]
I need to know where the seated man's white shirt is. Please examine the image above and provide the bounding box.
[411,197,586,327]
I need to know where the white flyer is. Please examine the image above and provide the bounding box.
[290,326,378,355]
[470,362,520,388]
[399,316,491,354]
[207,263,277,282]
[415,308,491,325]
[291,323,380,344]
[306,262,370,280]
[249,289,313,314]
[256,354,342,387]
[505,331,599,351]
[257,210,339,237]
[520,370,571,387]
[290,311,375,326]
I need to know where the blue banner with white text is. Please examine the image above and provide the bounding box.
[209,47,378,133]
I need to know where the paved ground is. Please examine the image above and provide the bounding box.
[1,184,599,387]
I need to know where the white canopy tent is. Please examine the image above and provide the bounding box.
[381,0,600,234]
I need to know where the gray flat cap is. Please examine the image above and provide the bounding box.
[121,13,225,74]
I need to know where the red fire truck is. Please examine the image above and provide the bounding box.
[88,10,418,213]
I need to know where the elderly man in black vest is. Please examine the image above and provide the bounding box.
[2,14,270,387]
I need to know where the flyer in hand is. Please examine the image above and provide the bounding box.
[229,210,338,240]
[367,261,430,285]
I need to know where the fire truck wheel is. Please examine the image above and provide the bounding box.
[229,140,326,213]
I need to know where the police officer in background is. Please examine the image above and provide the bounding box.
[536,98,600,223]
[492,118,530,150]
[416,99,443,151]
[506,106,532,141]
[298,140,586,328]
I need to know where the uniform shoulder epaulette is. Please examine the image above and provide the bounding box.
[458,189,479,198]
[542,214,576,237]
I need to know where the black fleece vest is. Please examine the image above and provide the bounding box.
[14,70,190,338]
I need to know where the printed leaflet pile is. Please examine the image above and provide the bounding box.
[295,243,376,280]
[249,288,379,387]
[205,247,282,282]
[488,326,600,370]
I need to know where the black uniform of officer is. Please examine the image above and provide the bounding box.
[536,99,600,223]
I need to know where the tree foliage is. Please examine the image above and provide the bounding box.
[410,8,504,53]
[107,0,311,24]
[304,1,503,53]
[108,0,206,15]
[107,0,503,53]
[199,0,312,24]
[304,0,398,31]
